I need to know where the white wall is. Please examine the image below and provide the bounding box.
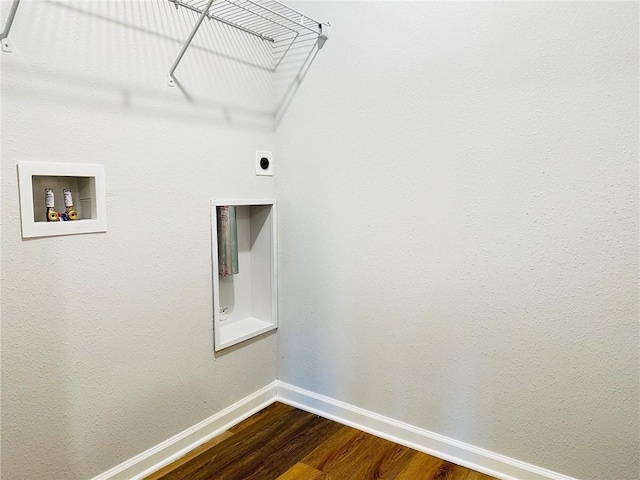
[2,2,638,479]
[1,1,277,478]
[277,2,639,480]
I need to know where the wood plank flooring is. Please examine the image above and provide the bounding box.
[146,403,496,480]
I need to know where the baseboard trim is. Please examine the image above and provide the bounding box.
[92,380,576,480]
[90,381,277,480]
[276,381,576,480]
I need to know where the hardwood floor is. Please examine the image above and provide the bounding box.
[146,403,496,480]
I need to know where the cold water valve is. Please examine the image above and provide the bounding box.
[62,188,78,221]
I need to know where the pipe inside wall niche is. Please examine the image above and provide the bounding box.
[217,206,239,276]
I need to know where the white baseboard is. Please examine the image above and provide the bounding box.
[276,381,577,480]
[90,381,277,480]
[92,380,576,480]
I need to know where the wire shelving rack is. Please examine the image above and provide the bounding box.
[167,0,329,86]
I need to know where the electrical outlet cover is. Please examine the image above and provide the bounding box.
[256,150,273,176]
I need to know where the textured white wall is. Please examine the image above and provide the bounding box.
[277,2,639,480]
[1,1,277,479]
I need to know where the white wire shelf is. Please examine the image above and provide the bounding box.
[167,0,329,85]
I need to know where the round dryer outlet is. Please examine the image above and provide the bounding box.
[256,150,273,176]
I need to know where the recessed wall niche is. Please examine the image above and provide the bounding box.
[18,162,107,238]
[211,199,277,351]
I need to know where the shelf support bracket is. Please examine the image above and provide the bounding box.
[318,22,329,49]
[1,0,21,53]
[168,0,214,87]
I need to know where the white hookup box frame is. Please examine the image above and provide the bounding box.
[17,161,107,238]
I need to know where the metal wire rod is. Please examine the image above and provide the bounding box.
[169,0,278,41]
[168,0,215,85]
[1,0,21,52]
[214,2,299,37]
[238,0,319,35]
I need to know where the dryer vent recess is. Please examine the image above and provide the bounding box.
[256,150,273,176]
